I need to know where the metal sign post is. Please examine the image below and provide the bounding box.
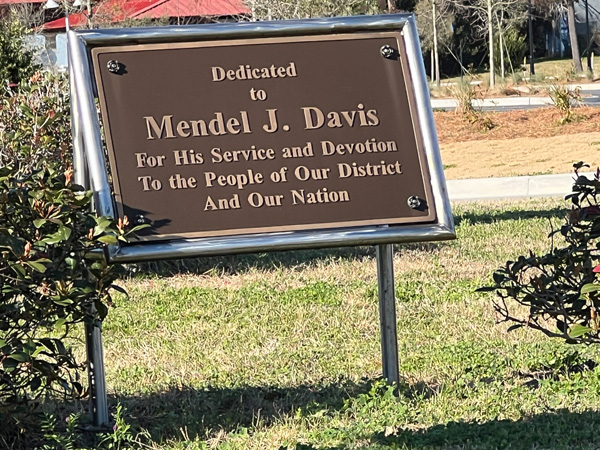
[84,316,109,427]
[70,47,110,428]
[377,243,400,384]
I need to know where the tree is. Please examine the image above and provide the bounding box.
[415,0,454,84]
[494,26,527,78]
[566,0,584,72]
[0,20,38,85]
[452,0,527,87]
[244,0,380,20]
[534,0,583,73]
[493,8,528,78]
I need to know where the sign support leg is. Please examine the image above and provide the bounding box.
[85,317,109,428]
[376,243,400,384]
[71,75,110,429]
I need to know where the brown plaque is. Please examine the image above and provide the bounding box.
[92,32,436,241]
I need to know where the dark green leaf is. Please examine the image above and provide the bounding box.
[25,260,47,273]
[8,352,30,362]
[128,224,151,234]
[569,324,593,338]
[30,376,42,392]
[97,235,118,245]
[110,284,128,297]
[0,234,24,256]
[41,226,72,244]
[476,286,497,292]
[94,217,113,236]
[581,283,600,294]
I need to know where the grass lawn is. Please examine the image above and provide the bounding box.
[436,57,595,87]
[74,197,600,450]
[531,57,587,80]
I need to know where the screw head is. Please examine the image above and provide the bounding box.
[135,215,146,225]
[407,196,421,209]
[107,60,121,74]
[381,45,395,59]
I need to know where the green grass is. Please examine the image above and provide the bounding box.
[437,57,590,86]
[39,197,600,449]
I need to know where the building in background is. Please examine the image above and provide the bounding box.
[42,0,248,31]
[0,0,248,69]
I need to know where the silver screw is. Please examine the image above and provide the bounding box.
[107,60,121,74]
[381,45,395,59]
[135,215,146,225]
[407,196,421,209]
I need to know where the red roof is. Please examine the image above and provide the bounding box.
[43,0,247,30]
[136,0,246,19]
[0,0,45,4]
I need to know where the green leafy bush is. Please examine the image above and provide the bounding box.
[549,83,582,124]
[0,72,71,172]
[482,162,600,344]
[0,164,136,440]
[494,29,527,75]
[0,20,39,85]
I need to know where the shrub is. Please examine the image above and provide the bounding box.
[511,70,523,84]
[549,83,581,124]
[452,80,477,116]
[481,162,600,344]
[0,20,38,85]
[451,81,495,131]
[494,29,527,75]
[529,71,546,83]
[0,72,71,173]
[0,164,139,443]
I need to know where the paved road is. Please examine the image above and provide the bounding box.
[430,86,600,111]
[582,89,600,107]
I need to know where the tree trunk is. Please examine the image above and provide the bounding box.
[488,0,495,87]
[248,0,257,21]
[433,0,440,85]
[495,13,509,77]
[567,0,584,73]
[431,51,435,81]
[499,25,505,78]
[551,16,560,57]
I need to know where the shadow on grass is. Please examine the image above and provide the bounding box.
[131,246,374,277]
[369,409,600,449]
[113,377,375,443]
[119,379,600,450]
[130,204,571,278]
[453,204,568,227]
[128,242,450,278]
[284,409,600,450]
[129,205,572,278]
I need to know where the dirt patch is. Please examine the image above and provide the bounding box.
[435,107,600,179]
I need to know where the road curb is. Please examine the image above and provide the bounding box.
[431,97,552,109]
[446,172,590,202]
[431,83,599,109]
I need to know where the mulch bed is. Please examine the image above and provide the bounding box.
[434,106,600,144]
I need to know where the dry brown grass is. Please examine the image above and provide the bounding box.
[441,132,600,179]
[435,107,600,179]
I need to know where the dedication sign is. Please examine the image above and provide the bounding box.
[91,32,435,241]
[71,19,455,426]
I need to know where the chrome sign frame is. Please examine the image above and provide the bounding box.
[69,14,455,263]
